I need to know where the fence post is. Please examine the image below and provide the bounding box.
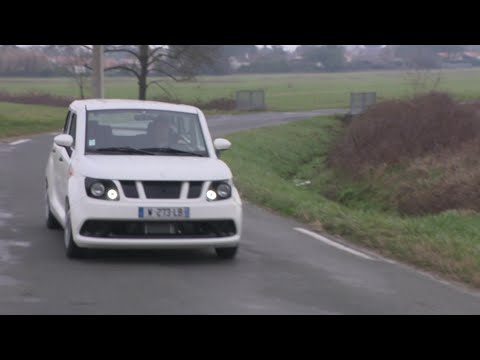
[236,90,266,111]
[350,92,376,115]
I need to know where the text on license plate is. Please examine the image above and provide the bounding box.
[138,207,190,218]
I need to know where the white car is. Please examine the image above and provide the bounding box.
[45,99,242,259]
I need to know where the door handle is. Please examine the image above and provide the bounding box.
[58,157,63,162]
[52,149,56,153]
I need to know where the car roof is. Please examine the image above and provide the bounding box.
[70,99,200,114]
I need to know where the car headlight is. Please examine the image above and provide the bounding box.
[85,178,120,201]
[90,182,106,197]
[107,189,119,200]
[206,190,217,201]
[216,183,231,198]
[207,181,232,201]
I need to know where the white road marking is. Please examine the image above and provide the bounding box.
[9,139,31,146]
[293,227,375,261]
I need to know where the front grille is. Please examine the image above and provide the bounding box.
[143,181,181,199]
[120,181,139,198]
[80,220,237,238]
[188,182,203,199]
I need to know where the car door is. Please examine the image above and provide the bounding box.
[53,112,77,214]
[49,110,70,208]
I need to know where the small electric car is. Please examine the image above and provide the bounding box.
[45,99,242,259]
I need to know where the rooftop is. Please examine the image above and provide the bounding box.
[71,99,199,113]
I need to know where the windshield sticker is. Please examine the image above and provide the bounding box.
[89,139,96,147]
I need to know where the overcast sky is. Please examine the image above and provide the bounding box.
[280,45,299,51]
[255,45,300,51]
[20,45,364,52]
[257,45,366,51]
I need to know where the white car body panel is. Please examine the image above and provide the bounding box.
[75,155,232,181]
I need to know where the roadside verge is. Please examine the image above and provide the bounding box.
[222,116,480,288]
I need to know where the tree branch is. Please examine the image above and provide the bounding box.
[148,52,169,67]
[147,80,175,98]
[149,45,168,57]
[104,47,140,60]
[152,67,181,82]
[152,59,184,77]
[104,64,140,78]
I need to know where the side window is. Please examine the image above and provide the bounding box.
[68,114,77,149]
[63,111,71,134]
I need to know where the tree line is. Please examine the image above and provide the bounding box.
[0,45,475,100]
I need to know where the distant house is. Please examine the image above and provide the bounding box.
[462,51,480,64]
[346,45,402,68]
[354,47,384,65]
[229,56,250,70]
[344,45,364,62]
[463,51,480,60]
[437,51,480,68]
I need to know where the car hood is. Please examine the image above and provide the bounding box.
[75,155,232,181]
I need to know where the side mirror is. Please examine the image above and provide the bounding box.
[214,138,231,151]
[54,134,74,148]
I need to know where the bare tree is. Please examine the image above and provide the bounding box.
[405,66,443,96]
[394,45,443,95]
[46,45,92,99]
[103,45,221,100]
[65,47,91,99]
[404,68,442,96]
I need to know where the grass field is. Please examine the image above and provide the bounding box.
[1,69,480,111]
[0,102,65,138]
[222,116,480,287]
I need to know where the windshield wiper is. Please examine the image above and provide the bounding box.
[140,147,206,157]
[90,147,156,155]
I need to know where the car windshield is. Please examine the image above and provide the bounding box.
[85,109,209,157]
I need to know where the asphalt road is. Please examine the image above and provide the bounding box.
[1,109,480,314]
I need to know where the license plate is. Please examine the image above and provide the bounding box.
[138,207,190,219]
[146,223,175,235]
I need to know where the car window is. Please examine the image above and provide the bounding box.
[63,110,71,134]
[68,114,77,149]
[85,109,208,156]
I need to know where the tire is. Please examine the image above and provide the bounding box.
[45,192,61,230]
[64,210,84,259]
[215,246,238,260]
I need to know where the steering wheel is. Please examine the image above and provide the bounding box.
[176,134,196,152]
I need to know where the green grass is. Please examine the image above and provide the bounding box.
[0,102,65,138]
[2,69,480,111]
[222,116,480,287]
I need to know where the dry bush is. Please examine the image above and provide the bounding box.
[0,91,74,107]
[152,96,236,111]
[329,92,480,215]
[330,92,480,173]
[390,138,480,215]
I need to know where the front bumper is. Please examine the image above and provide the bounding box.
[69,194,242,249]
[74,235,240,249]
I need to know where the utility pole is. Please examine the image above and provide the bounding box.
[92,45,104,98]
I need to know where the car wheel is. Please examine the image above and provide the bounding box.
[45,191,61,230]
[215,246,238,260]
[64,210,84,259]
